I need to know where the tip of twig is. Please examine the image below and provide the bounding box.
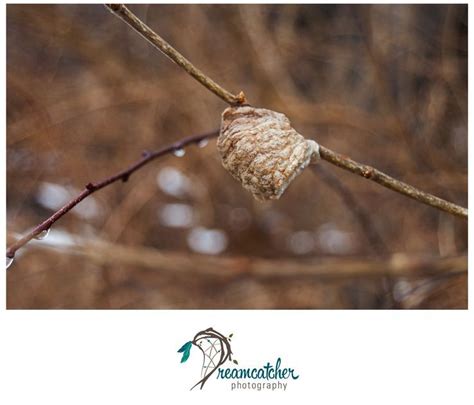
[235,91,247,105]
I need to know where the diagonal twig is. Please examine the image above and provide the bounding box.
[317,145,467,219]
[105,4,246,106]
[6,130,219,259]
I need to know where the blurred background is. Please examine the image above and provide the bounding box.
[6,4,467,309]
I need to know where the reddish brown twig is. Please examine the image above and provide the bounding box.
[6,130,219,259]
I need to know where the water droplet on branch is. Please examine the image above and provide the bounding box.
[35,228,50,240]
[6,256,14,270]
[197,139,209,148]
[173,148,185,157]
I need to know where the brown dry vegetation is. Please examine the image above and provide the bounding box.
[6,4,467,309]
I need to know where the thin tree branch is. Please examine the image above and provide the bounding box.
[317,145,467,219]
[6,130,219,259]
[105,4,246,106]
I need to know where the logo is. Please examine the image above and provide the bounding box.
[177,327,299,391]
[177,327,236,390]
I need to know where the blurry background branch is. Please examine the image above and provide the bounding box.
[12,235,467,280]
[312,166,388,254]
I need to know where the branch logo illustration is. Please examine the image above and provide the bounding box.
[177,327,299,392]
[177,327,237,390]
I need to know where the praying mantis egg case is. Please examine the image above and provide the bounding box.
[217,106,320,201]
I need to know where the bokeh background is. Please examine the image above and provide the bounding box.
[6,4,467,309]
